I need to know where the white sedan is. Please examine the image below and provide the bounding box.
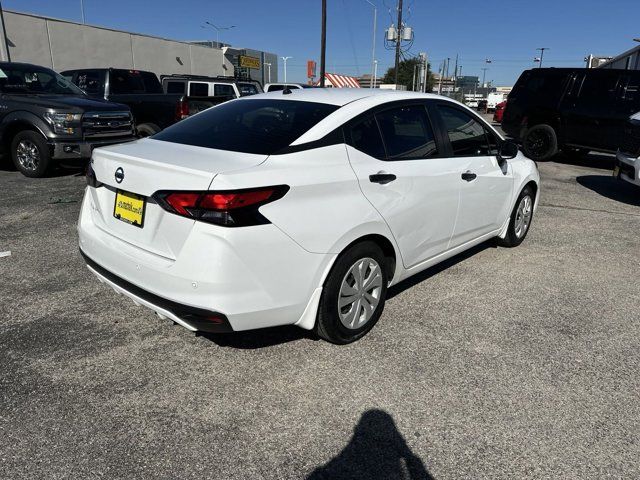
[78,89,540,344]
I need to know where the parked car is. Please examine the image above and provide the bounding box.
[62,68,186,137]
[78,90,539,344]
[493,101,506,123]
[503,67,640,161]
[614,111,640,187]
[0,62,135,177]
[161,74,262,99]
[264,82,314,92]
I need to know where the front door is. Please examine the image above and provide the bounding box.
[345,103,465,268]
[433,104,513,248]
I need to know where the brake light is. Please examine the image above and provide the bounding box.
[176,100,189,120]
[153,186,289,227]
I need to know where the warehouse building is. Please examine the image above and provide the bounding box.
[0,9,278,84]
[598,43,640,70]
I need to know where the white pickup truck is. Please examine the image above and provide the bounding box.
[486,92,506,112]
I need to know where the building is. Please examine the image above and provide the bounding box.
[597,43,640,70]
[357,73,382,88]
[0,9,278,83]
[316,73,361,88]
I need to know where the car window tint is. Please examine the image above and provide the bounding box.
[189,82,209,97]
[238,83,259,96]
[268,85,285,92]
[438,105,491,157]
[375,105,437,160]
[349,116,385,159]
[153,99,339,155]
[620,75,640,102]
[214,84,236,96]
[579,74,620,104]
[166,81,185,94]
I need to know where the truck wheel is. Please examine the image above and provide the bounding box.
[136,123,160,138]
[522,124,558,161]
[11,131,53,178]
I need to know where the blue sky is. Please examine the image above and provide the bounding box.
[5,0,640,85]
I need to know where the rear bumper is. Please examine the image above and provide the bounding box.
[616,150,640,187]
[51,136,136,160]
[81,249,233,333]
[77,187,333,332]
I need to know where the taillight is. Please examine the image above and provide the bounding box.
[175,99,189,121]
[153,186,289,227]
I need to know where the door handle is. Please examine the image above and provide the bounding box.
[461,171,477,182]
[369,173,397,184]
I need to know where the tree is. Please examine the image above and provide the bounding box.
[382,57,436,92]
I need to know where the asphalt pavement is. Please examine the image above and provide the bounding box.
[1,148,639,479]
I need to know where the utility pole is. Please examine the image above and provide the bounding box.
[536,47,549,68]
[365,1,377,89]
[320,0,327,87]
[281,56,292,83]
[394,0,403,86]
[264,62,271,83]
[452,54,459,98]
[481,67,488,89]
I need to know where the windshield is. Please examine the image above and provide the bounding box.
[237,83,260,96]
[0,64,85,95]
[153,99,339,155]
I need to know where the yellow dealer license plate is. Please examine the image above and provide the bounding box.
[114,190,146,228]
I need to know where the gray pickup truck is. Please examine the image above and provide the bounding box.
[0,62,135,177]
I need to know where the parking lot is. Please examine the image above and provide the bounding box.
[1,149,639,478]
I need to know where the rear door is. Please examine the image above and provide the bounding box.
[345,102,464,268]
[434,103,513,247]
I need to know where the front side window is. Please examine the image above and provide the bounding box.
[349,116,385,159]
[438,105,491,157]
[0,65,84,95]
[375,105,438,160]
[153,99,339,154]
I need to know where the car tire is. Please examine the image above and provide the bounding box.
[11,130,53,178]
[522,124,558,161]
[136,123,160,138]
[498,185,535,248]
[316,241,388,344]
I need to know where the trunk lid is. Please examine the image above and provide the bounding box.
[89,138,267,259]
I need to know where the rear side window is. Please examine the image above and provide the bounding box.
[166,81,186,94]
[349,116,385,159]
[153,99,339,155]
[619,75,640,103]
[238,83,259,96]
[214,84,235,96]
[189,82,209,97]
[267,85,285,92]
[76,70,104,97]
[375,105,438,160]
[579,74,620,104]
[438,105,491,157]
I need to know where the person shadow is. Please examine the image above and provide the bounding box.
[307,409,435,480]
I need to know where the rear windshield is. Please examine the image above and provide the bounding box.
[153,99,339,154]
[110,70,163,94]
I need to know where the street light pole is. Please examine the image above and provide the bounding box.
[536,47,549,68]
[373,60,378,88]
[80,0,86,24]
[364,1,377,89]
[264,62,271,83]
[320,0,327,87]
[281,56,292,83]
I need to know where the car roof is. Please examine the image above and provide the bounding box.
[246,88,444,106]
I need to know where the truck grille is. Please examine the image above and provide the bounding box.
[620,122,640,157]
[82,111,133,139]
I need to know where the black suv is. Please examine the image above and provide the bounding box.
[0,62,135,177]
[502,68,640,161]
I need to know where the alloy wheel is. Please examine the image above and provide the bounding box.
[338,257,383,330]
[514,195,533,239]
[525,130,551,158]
[16,140,40,171]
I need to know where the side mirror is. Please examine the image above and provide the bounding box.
[498,140,519,162]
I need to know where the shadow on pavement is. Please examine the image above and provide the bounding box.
[307,409,434,480]
[576,175,640,207]
[201,324,315,349]
[388,240,496,300]
[552,152,616,170]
